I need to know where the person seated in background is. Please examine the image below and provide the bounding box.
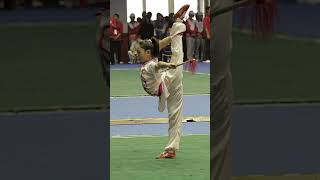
[128,37,141,64]
[160,44,172,63]
[159,14,175,62]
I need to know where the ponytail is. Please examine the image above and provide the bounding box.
[151,37,159,58]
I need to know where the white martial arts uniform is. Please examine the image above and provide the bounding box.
[140,59,170,112]
[139,18,186,151]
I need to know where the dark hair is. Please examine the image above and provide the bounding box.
[138,37,159,58]
[205,6,210,12]
[142,11,147,17]
[147,12,152,19]
[168,20,174,28]
[114,13,119,18]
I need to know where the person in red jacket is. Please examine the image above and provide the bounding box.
[185,10,197,60]
[109,13,123,64]
[203,6,211,63]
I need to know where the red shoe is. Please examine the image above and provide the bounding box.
[173,4,190,20]
[156,151,176,159]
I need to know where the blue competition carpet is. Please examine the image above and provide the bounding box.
[111,122,210,137]
[232,104,320,176]
[0,110,108,180]
[111,95,209,119]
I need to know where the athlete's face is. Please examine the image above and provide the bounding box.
[137,46,152,63]
[206,8,211,16]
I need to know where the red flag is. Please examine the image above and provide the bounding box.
[185,59,198,74]
[240,0,278,37]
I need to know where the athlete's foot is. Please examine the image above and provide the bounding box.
[173,4,190,20]
[156,149,176,159]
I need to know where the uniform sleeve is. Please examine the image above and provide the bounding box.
[170,21,186,37]
[146,62,157,75]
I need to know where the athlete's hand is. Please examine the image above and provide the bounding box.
[169,63,177,69]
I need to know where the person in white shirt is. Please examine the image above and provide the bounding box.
[185,11,197,60]
[128,13,140,46]
[195,12,205,62]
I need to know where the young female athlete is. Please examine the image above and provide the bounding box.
[137,4,190,159]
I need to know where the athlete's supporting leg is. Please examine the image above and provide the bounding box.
[164,20,185,151]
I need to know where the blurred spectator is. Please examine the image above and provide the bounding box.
[137,17,142,23]
[203,6,211,63]
[154,13,166,39]
[168,12,174,19]
[109,13,123,64]
[128,13,140,46]
[164,12,175,37]
[128,37,141,64]
[161,44,172,62]
[142,11,147,19]
[195,12,205,62]
[139,11,154,39]
[160,14,173,62]
[147,11,154,24]
[185,10,197,60]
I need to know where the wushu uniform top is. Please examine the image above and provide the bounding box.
[140,58,170,112]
